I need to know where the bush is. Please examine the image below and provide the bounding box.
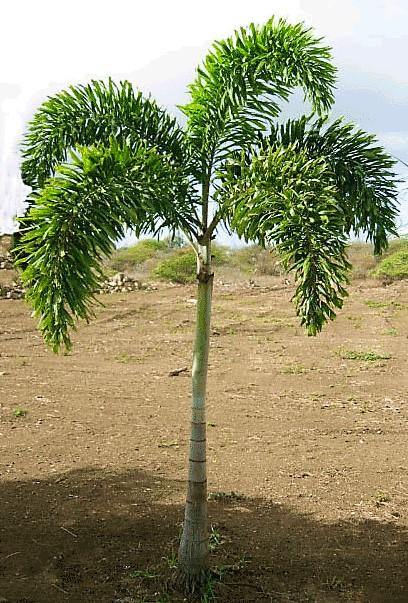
[154,244,228,284]
[373,249,408,280]
[154,248,197,283]
[109,239,168,271]
[345,239,408,281]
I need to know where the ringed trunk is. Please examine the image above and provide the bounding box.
[178,243,213,591]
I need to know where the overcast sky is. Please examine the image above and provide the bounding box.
[0,0,407,238]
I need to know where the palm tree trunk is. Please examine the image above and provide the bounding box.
[178,243,213,591]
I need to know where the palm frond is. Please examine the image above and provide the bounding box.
[16,140,198,351]
[181,18,336,171]
[261,116,399,252]
[224,146,350,334]
[22,79,196,190]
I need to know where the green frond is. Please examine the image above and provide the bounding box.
[181,17,336,171]
[262,116,399,252]
[225,146,350,334]
[16,140,198,352]
[22,79,195,190]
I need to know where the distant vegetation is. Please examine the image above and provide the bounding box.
[373,243,408,280]
[106,237,408,284]
[108,239,168,272]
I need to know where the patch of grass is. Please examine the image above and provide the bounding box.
[338,349,391,361]
[384,327,398,336]
[201,575,217,603]
[365,300,405,312]
[364,300,390,309]
[208,491,246,502]
[281,363,308,374]
[13,408,27,418]
[115,352,140,363]
[129,568,158,579]
[324,576,353,593]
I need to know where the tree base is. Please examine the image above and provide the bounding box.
[174,564,211,597]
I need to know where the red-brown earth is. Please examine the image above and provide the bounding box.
[0,276,407,602]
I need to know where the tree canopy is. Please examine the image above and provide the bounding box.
[16,17,398,351]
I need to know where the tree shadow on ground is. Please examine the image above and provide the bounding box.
[0,467,407,602]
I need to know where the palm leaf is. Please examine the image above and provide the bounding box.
[224,145,351,334]
[181,18,337,173]
[261,116,399,252]
[22,79,197,190]
[16,140,198,351]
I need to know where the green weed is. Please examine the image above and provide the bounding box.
[364,300,390,309]
[13,408,27,418]
[338,349,391,361]
[281,363,308,374]
[209,526,225,551]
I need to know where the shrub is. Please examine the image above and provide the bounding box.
[338,349,391,361]
[154,248,197,283]
[154,245,228,284]
[109,239,168,271]
[373,248,408,281]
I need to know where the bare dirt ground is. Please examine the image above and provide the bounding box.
[1,276,407,602]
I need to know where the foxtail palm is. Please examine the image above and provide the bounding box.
[16,18,398,592]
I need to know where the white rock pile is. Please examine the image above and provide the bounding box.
[0,257,155,299]
[0,253,25,299]
[0,255,13,270]
[98,272,156,294]
[0,282,25,299]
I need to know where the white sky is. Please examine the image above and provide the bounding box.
[0,0,407,236]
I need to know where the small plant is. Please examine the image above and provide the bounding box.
[338,349,391,361]
[209,526,225,551]
[201,575,217,603]
[13,408,27,417]
[384,327,398,336]
[374,491,391,506]
[163,550,178,570]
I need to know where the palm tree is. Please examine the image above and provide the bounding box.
[16,18,398,592]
